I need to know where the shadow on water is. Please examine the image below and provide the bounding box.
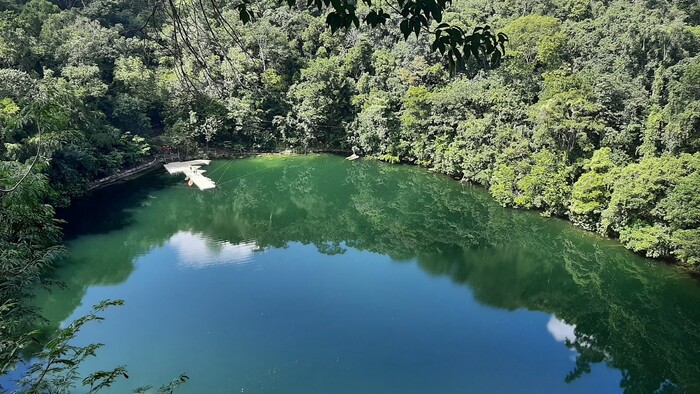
[56,169,181,240]
[35,155,700,393]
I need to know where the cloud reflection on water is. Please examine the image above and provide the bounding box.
[168,231,258,269]
[547,315,577,343]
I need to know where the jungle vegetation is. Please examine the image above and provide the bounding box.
[1,0,700,391]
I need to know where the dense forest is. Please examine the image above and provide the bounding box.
[1,0,700,390]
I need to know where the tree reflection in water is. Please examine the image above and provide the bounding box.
[37,155,700,393]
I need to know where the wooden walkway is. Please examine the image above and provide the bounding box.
[164,160,216,190]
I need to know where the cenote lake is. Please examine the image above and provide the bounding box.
[21,155,700,393]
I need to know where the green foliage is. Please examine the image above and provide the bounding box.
[514,149,570,216]
[530,71,604,159]
[489,163,517,207]
[0,163,64,336]
[112,94,151,135]
[132,373,190,394]
[661,171,700,265]
[378,153,400,164]
[501,15,565,73]
[286,56,354,148]
[18,300,125,393]
[60,65,108,100]
[661,171,700,230]
[618,223,670,259]
[670,229,700,266]
[646,57,700,154]
[6,299,189,393]
[0,98,19,121]
[113,57,159,107]
[274,0,509,72]
[598,154,700,261]
[399,85,432,162]
[569,148,617,230]
[351,94,399,155]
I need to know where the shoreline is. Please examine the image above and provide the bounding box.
[86,149,353,192]
[82,149,693,274]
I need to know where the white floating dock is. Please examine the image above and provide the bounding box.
[164,160,216,190]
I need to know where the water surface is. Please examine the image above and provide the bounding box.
[29,155,700,392]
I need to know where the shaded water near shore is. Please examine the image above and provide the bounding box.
[22,155,700,392]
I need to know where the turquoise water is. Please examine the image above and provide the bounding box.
[22,155,700,392]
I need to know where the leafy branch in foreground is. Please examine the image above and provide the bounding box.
[17,300,126,394]
[156,0,507,79]
[133,373,190,394]
[0,302,40,375]
[264,0,508,72]
[11,299,190,394]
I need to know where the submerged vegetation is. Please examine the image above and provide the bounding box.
[0,0,700,390]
